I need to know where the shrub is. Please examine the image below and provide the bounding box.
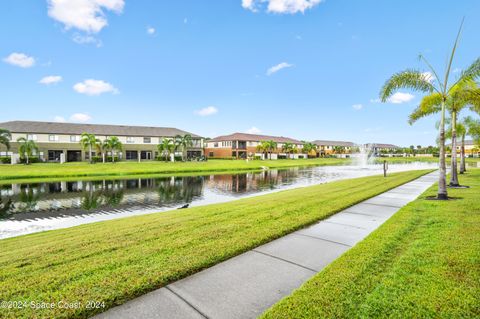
[0,156,11,164]
[254,156,262,160]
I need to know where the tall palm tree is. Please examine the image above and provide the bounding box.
[158,138,175,162]
[17,137,39,165]
[449,120,467,174]
[174,134,193,161]
[80,132,99,164]
[105,136,123,163]
[409,80,480,186]
[0,128,12,150]
[380,21,480,199]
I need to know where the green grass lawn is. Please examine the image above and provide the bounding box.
[0,158,350,183]
[262,169,480,319]
[0,170,431,319]
[374,156,480,165]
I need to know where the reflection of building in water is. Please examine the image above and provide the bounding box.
[0,176,204,220]
[205,168,301,194]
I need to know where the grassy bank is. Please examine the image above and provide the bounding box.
[262,169,480,318]
[0,170,431,319]
[374,156,480,165]
[0,158,350,182]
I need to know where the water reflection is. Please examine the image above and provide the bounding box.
[0,162,443,239]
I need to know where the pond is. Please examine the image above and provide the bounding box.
[0,162,439,239]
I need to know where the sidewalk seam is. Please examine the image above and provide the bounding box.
[293,233,353,248]
[165,286,210,319]
[251,250,318,273]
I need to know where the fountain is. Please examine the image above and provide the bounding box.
[354,144,375,169]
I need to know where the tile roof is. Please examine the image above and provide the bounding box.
[209,132,303,144]
[0,121,202,138]
[312,140,355,147]
[366,143,400,149]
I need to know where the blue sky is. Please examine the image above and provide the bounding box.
[1,0,479,146]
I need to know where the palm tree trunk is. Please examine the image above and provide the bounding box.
[102,152,105,163]
[460,134,466,174]
[437,100,448,199]
[89,145,92,164]
[449,111,459,186]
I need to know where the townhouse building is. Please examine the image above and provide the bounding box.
[0,121,204,162]
[204,133,306,159]
[312,140,356,156]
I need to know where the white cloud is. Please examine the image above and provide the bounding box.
[352,104,363,110]
[422,71,435,84]
[195,106,218,116]
[388,92,415,104]
[242,0,323,14]
[47,0,125,33]
[147,27,155,35]
[73,79,119,96]
[266,62,293,76]
[3,52,35,68]
[72,34,102,47]
[246,126,262,134]
[184,18,188,24]
[370,98,381,103]
[53,116,66,123]
[70,113,92,123]
[39,75,63,85]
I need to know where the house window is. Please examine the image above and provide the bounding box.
[49,135,59,141]
[125,151,138,160]
[209,152,214,157]
[214,142,218,147]
[143,137,151,144]
[70,135,80,142]
[126,137,135,144]
[27,134,37,141]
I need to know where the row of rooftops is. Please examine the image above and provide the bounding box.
[0,120,409,148]
[207,133,400,148]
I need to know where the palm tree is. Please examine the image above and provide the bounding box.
[256,141,268,159]
[282,142,294,159]
[96,139,109,163]
[17,137,39,165]
[0,128,12,150]
[263,140,277,160]
[409,80,480,186]
[380,21,480,199]
[158,138,175,161]
[105,136,123,163]
[450,120,467,174]
[333,146,346,155]
[80,132,99,164]
[302,142,318,158]
[174,134,193,161]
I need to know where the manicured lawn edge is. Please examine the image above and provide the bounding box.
[261,169,480,319]
[0,169,432,319]
[0,158,350,183]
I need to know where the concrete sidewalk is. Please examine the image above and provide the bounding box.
[95,171,438,319]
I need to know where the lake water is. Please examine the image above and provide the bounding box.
[0,162,439,239]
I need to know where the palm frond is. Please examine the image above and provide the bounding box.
[380,69,436,102]
[408,93,442,124]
